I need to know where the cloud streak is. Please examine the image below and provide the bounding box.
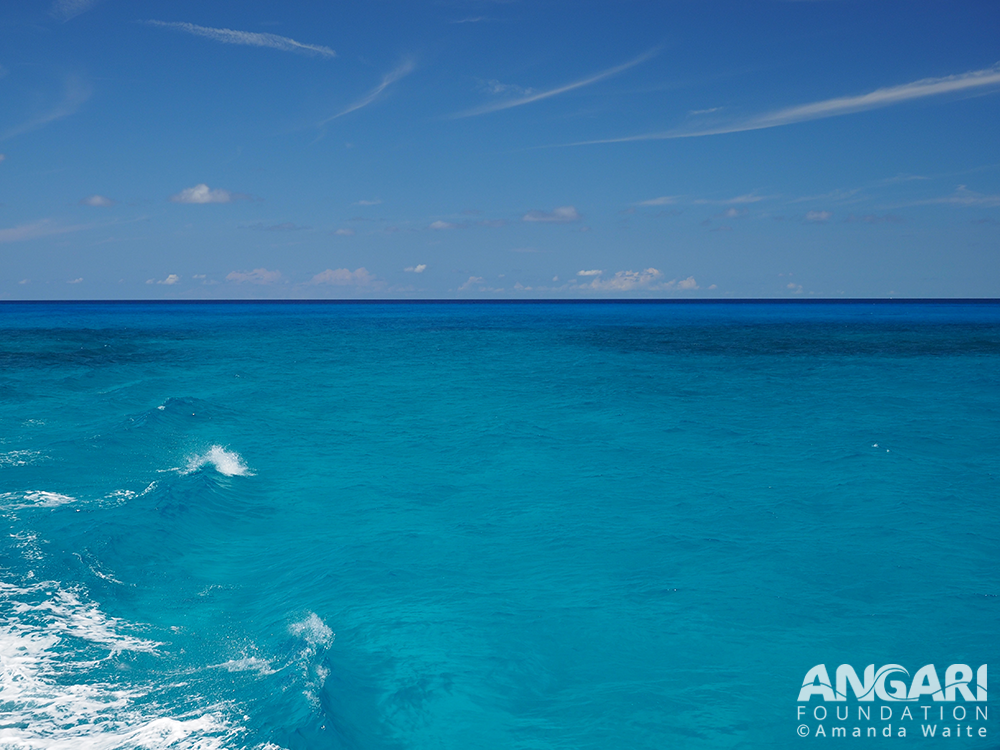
[1,77,92,141]
[144,21,336,58]
[50,0,100,22]
[0,219,94,244]
[450,48,659,118]
[321,61,415,124]
[563,63,1000,146]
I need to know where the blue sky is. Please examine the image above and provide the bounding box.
[1,0,999,299]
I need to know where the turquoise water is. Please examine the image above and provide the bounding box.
[0,301,997,749]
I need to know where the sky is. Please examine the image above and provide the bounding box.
[1,0,999,299]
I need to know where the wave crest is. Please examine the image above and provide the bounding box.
[183,446,254,477]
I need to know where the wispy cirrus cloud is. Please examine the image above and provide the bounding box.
[563,63,1000,146]
[910,185,1000,207]
[1,76,92,141]
[449,47,660,118]
[321,60,415,125]
[523,206,581,223]
[144,21,336,58]
[50,0,101,22]
[0,219,94,244]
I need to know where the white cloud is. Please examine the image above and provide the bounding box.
[321,60,415,124]
[577,269,602,276]
[429,220,458,230]
[458,276,484,290]
[699,193,768,205]
[335,228,355,236]
[144,21,335,58]
[805,210,832,222]
[81,194,115,207]
[404,264,427,273]
[566,63,1000,145]
[721,207,746,218]
[226,268,282,284]
[353,198,382,206]
[914,185,1000,207]
[523,206,581,223]
[637,196,678,206]
[171,184,232,204]
[451,47,659,118]
[50,0,100,22]
[310,268,374,286]
[159,274,180,285]
[580,268,700,292]
[67,277,83,284]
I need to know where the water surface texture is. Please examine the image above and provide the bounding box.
[1,301,997,748]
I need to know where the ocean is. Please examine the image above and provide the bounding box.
[0,300,997,749]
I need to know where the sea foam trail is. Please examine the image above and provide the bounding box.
[0,581,236,749]
[183,446,254,477]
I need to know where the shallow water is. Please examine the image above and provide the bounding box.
[1,301,997,748]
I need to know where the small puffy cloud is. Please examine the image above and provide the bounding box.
[637,196,678,206]
[310,267,374,286]
[146,274,180,285]
[577,269,603,277]
[171,184,233,204]
[458,276,484,290]
[805,210,832,222]
[787,282,804,294]
[226,268,282,284]
[523,206,581,223]
[80,194,115,207]
[721,207,746,218]
[335,228,355,236]
[404,264,427,273]
[353,198,382,206]
[429,220,458,230]
[67,277,83,284]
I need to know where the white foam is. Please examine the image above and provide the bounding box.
[0,450,45,467]
[288,613,333,648]
[1,491,77,510]
[213,657,277,676]
[287,613,334,707]
[183,446,254,477]
[0,581,237,749]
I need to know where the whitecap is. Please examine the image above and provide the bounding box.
[0,581,237,749]
[0,450,46,467]
[183,446,254,477]
[287,613,334,707]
